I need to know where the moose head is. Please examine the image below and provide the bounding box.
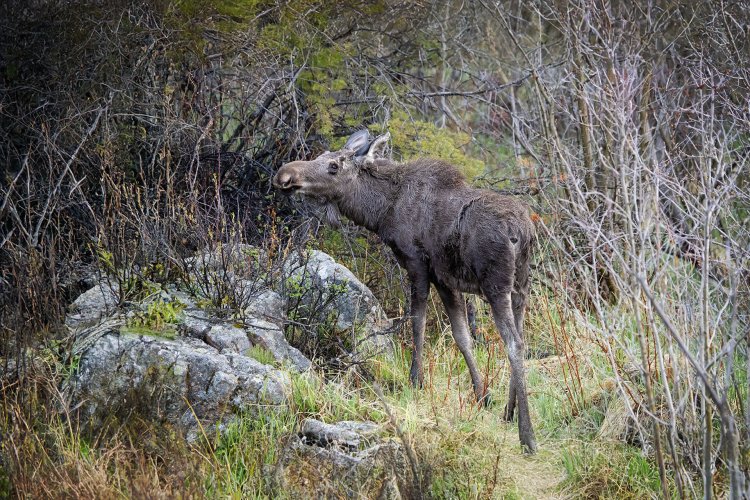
[273,130,390,200]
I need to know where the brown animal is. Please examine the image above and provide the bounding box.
[273,131,537,452]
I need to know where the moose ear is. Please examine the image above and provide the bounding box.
[342,129,371,157]
[364,132,390,162]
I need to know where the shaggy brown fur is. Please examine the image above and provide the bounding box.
[273,132,537,452]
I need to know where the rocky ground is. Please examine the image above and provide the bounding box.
[62,246,412,497]
[37,244,658,498]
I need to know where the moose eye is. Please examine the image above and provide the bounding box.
[327,161,339,175]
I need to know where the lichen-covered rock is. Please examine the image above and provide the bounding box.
[67,277,311,373]
[272,418,409,499]
[300,419,381,451]
[243,289,287,326]
[66,321,290,442]
[65,281,118,329]
[245,317,312,372]
[179,307,311,372]
[205,324,253,354]
[282,250,394,355]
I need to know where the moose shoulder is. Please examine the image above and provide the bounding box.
[273,131,537,453]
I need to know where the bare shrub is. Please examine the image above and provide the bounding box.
[484,1,750,495]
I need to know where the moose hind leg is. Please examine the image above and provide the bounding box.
[504,374,518,422]
[489,290,537,453]
[504,290,527,421]
[435,284,489,405]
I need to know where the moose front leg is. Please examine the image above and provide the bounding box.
[408,274,430,388]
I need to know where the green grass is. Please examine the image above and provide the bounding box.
[206,411,297,497]
[245,345,277,366]
[560,443,666,498]
[289,371,385,423]
[2,296,680,499]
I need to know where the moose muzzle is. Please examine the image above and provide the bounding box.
[273,162,304,192]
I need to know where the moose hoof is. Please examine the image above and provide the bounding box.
[521,438,538,455]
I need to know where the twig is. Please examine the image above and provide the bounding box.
[372,383,422,499]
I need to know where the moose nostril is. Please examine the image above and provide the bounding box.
[274,170,295,189]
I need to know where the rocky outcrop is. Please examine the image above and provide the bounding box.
[65,280,119,330]
[244,289,287,325]
[64,247,396,441]
[64,277,310,439]
[272,418,409,499]
[180,306,311,372]
[282,250,394,355]
[66,319,290,441]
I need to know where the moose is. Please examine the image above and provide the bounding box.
[273,130,537,452]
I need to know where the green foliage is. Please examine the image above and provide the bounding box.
[384,111,485,180]
[284,274,306,301]
[369,345,411,391]
[61,354,81,382]
[251,2,379,139]
[145,299,185,328]
[125,299,186,339]
[95,244,115,273]
[173,0,267,33]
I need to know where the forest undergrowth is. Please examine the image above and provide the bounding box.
[0,250,681,498]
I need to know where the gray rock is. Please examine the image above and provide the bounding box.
[166,295,311,372]
[66,326,290,442]
[183,245,270,309]
[163,287,199,310]
[65,281,119,329]
[245,317,312,372]
[300,418,381,451]
[243,289,286,326]
[180,309,213,339]
[184,243,263,274]
[272,418,407,499]
[205,324,252,354]
[62,261,314,441]
[282,250,393,355]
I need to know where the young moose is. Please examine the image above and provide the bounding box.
[273,130,537,452]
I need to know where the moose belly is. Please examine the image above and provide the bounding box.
[430,263,482,294]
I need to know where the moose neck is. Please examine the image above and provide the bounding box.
[334,167,394,233]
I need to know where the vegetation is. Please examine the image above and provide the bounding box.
[0,294,677,498]
[1,0,748,498]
